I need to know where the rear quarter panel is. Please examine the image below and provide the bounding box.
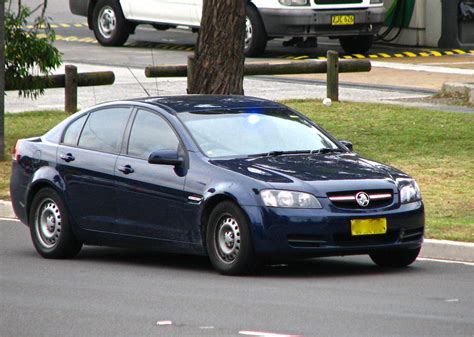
[10,138,61,225]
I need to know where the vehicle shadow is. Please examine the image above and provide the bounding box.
[76,246,214,273]
[258,258,421,278]
[75,246,422,278]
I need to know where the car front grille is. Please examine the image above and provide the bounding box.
[401,227,424,242]
[287,234,326,248]
[333,230,400,246]
[315,0,363,4]
[288,227,423,249]
[327,189,394,209]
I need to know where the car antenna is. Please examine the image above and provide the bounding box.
[127,66,151,97]
[150,48,160,96]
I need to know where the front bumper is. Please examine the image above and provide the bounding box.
[244,201,424,258]
[259,6,385,37]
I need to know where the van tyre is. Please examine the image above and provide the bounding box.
[92,0,131,46]
[339,35,374,54]
[206,201,260,275]
[29,188,82,259]
[369,247,421,268]
[245,5,267,57]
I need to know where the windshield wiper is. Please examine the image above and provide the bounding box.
[247,150,312,158]
[312,148,345,154]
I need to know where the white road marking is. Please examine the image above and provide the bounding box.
[425,62,474,66]
[371,61,474,75]
[156,320,172,326]
[0,217,20,222]
[239,331,301,337]
[445,298,460,303]
[418,258,474,266]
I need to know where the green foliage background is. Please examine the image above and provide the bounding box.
[5,3,62,98]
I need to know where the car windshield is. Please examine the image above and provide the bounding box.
[178,108,339,158]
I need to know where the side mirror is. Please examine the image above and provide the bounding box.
[148,150,183,166]
[340,140,353,151]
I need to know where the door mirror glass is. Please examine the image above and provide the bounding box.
[340,140,353,151]
[148,150,183,166]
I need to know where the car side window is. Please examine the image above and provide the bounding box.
[78,107,131,153]
[62,114,87,146]
[128,109,180,160]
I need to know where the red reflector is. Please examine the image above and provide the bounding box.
[12,141,20,162]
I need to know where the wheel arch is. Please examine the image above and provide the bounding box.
[246,1,267,34]
[26,170,67,225]
[200,193,249,255]
[87,0,98,29]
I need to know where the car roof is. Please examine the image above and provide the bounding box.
[132,95,284,113]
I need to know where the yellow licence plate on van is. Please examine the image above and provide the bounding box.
[351,218,387,236]
[332,15,355,26]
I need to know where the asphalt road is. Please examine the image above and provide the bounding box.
[1,219,473,337]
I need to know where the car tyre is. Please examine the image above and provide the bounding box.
[206,201,260,275]
[339,35,374,54]
[369,247,421,268]
[245,5,267,57]
[92,0,131,46]
[29,188,82,259]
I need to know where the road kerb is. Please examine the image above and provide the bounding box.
[0,200,15,219]
[1,200,472,263]
[421,239,474,263]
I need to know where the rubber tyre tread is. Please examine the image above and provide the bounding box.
[244,5,267,57]
[339,35,374,54]
[29,188,82,259]
[92,0,131,46]
[206,201,260,275]
[369,247,421,268]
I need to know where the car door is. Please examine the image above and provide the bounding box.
[125,0,198,26]
[114,108,190,241]
[57,106,132,232]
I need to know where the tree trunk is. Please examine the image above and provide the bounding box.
[0,1,5,161]
[188,0,245,95]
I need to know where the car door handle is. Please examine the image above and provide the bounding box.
[59,153,75,162]
[118,165,134,175]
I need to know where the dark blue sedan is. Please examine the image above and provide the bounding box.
[10,96,424,275]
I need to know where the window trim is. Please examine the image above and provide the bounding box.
[60,111,90,147]
[59,105,134,155]
[122,108,185,161]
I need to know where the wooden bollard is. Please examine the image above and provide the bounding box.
[187,55,195,94]
[327,50,339,102]
[65,65,78,114]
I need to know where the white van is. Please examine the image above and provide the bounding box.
[69,0,385,56]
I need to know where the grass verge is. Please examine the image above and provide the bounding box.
[2,103,473,241]
[1,110,69,200]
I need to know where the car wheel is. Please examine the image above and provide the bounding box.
[244,5,267,57]
[339,35,374,54]
[29,188,82,259]
[206,201,260,275]
[92,0,131,46]
[369,247,421,268]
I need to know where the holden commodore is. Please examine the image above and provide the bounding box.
[10,96,424,275]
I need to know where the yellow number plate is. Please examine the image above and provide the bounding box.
[332,15,355,26]
[351,218,387,236]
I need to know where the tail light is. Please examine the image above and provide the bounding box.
[12,141,20,162]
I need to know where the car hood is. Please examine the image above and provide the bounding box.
[211,153,409,195]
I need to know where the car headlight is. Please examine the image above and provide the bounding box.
[399,180,422,204]
[279,0,309,6]
[260,190,322,208]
